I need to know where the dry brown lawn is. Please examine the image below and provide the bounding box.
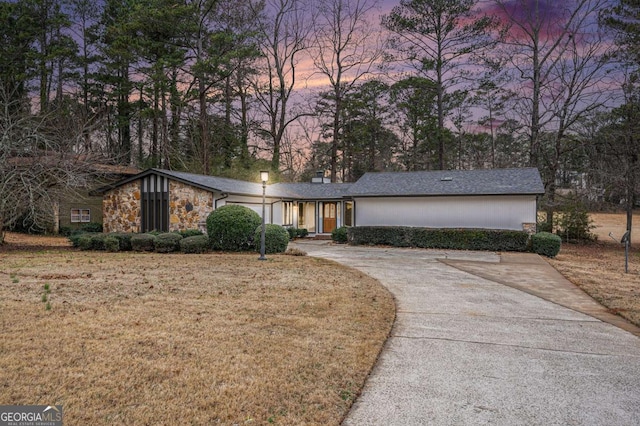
[548,212,640,327]
[0,234,395,425]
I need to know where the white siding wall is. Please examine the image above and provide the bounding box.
[354,195,537,230]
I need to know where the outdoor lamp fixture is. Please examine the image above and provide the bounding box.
[259,170,269,260]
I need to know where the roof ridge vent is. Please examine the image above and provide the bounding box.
[440,177,453,181]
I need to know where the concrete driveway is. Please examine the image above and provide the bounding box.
[291,241,640,426]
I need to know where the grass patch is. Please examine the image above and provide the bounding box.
[0,247,394,425]
[549,241,640,327]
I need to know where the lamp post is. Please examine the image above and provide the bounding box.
[259,170,269,260]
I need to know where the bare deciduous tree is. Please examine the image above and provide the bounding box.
[251,0,314,172]
[311,0,384,181]
[0,87,106,242]
[493,0,613,225]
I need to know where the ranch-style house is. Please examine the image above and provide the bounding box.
[95,167,545,236]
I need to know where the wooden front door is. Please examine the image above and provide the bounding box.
[323,202,337,233]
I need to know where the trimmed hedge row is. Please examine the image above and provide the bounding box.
[347,226,531,252]
[68,230,204,253]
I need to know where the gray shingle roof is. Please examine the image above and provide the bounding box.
[270,182,352,199]
[96,167,544,198]
[156,169,269,195]
[154,170,353,198]
[347,168,544,197]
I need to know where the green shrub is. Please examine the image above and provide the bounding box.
[108,233,133,251]
[177,229,204,238]
[180,235,210,254]
[131,233,156,251]
[207,205,262,251]
[285,227,309,239]
[254,224,289,254]
[155,232,183,253]
[77,234,93,250]
[104,235,120,252]
[81,222,103,233]
[537,221,553,233]
[59,226,75,237]
[556,201,595,242]
[532,232,562,257]
[331,226,348,243]
[68,232,87,247]
[348,226,412,247]
[90,233,108,250]
[348,226,530,252]
[286,227,297,240]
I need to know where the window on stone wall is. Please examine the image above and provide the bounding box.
[141,174,169,232]
[71,208,91,223]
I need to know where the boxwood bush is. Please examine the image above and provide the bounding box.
[108,233,134,251]
[89,233,108,250]
[286,227,297,240]
[81,222,104,233]
[348,226,530,252]
[180,235,210,254]
[178,229,204,238]
[68,232,87,247]
[104,235,120,252]
[131,233,157,251]
[207,205,262,251]
[254,224,289,254]
[285,227,310,240]
[331,226,348,243]
[155,232,183,253]
[76,233,93,250]
[531,232,562,257]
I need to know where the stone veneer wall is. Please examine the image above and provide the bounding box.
[103,181,141,233]
[522,222,537,234]
[169,181,214,232]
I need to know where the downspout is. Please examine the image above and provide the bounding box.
[215,192,229,209]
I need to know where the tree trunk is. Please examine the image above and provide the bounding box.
[330,93,341,182]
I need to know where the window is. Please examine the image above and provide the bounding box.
[344,201,353,227]
[298,202,316,233]
[141,174,169,232]
[71,208,91,223]
[282,202,293,226]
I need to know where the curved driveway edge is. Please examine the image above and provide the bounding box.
[291,241,640,426]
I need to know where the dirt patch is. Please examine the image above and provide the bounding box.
[0,240,395,425]
[0,232,72,252]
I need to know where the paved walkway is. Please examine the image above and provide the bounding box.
[291,241,640,426]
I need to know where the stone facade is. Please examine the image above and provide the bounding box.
[103,178,215,233]
[103,181,141,233]
[522,222,537,235]
[169,180,214,232]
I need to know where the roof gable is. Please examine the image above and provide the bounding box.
[347,168,544,197]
